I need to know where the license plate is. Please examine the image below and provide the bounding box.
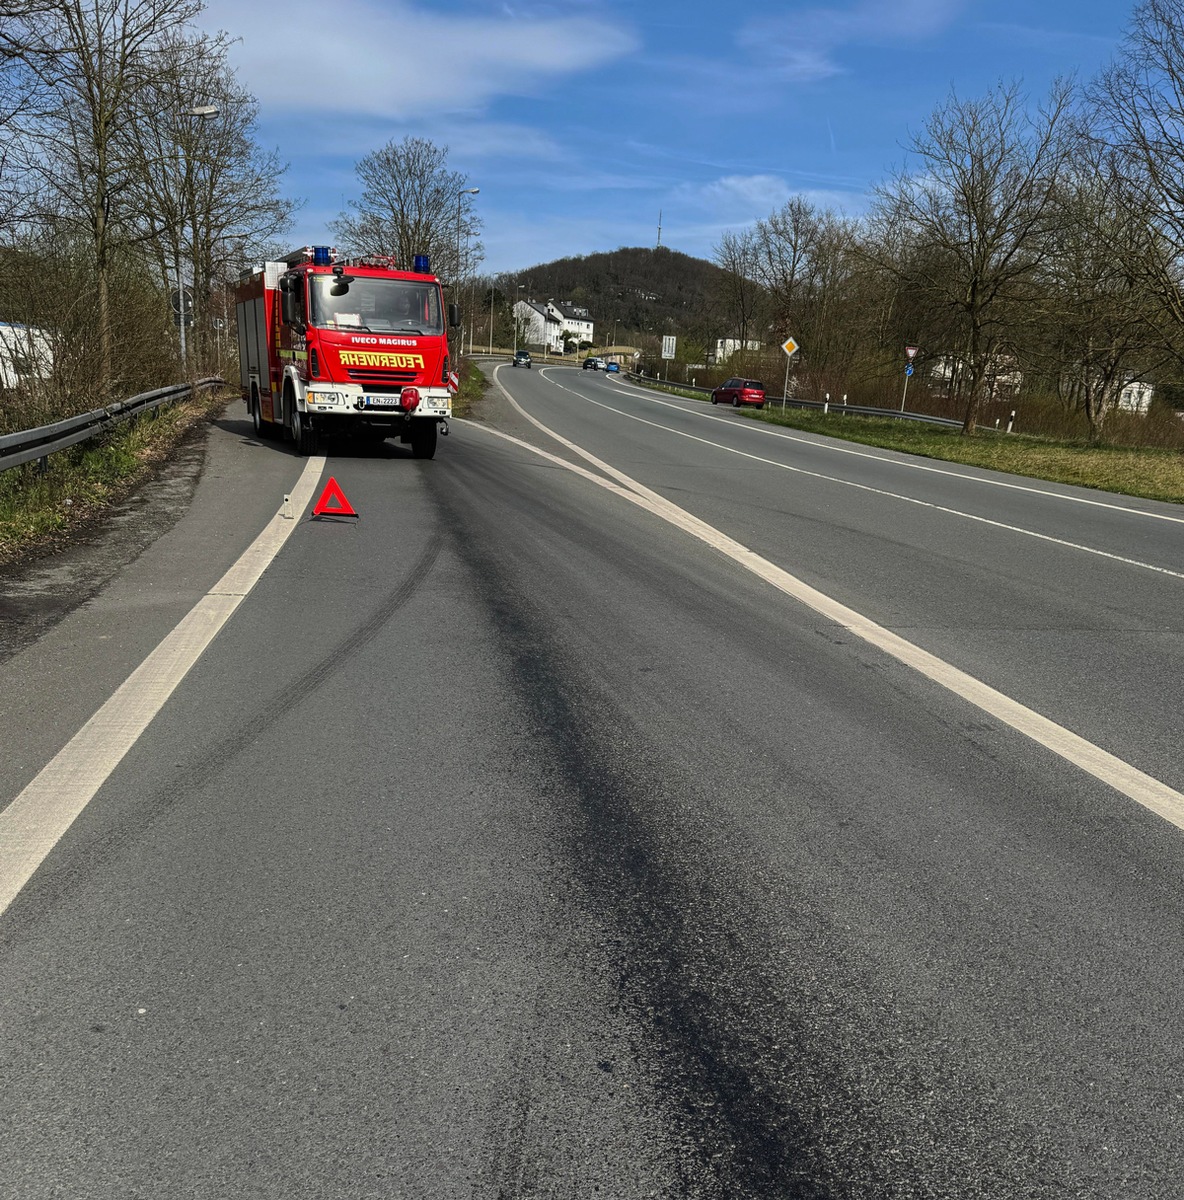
[363,394,401,408]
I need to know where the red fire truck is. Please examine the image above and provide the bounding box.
[235,245,459,459]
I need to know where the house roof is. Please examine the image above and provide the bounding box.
[549,300,593,320]
[518,298,561,324]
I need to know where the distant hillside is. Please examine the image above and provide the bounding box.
[509,246,727,342]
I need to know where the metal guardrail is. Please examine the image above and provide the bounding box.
[0,377,224,475]
[625,372,964,428]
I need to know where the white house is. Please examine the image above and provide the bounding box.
[930,354,1023,398]
[546,300,594,350]
[0,322,53,390]
[513,299,564,353]
[1117,380,1154,414]
[713,337,762,363]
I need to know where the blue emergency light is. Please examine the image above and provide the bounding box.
[413,254,430,274]
[312,245,332,266]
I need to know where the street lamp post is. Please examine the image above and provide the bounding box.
[455,186,479,357]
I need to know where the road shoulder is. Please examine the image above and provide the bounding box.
[0,400,311,809]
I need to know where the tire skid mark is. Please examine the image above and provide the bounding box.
[0,535,444,941]
[432,469,841,1197]
[434,455,1063,1199]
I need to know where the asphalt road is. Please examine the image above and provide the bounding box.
[1,368,1182,1198]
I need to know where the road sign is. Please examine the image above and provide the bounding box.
[905,344,919,360]
[905,364,914,377]
[170,286,192,316]
[661,335,676,360]
[781,337,799,357]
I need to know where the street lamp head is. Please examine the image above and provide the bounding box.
[186,105,219,118]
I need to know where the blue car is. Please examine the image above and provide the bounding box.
[605,361,620,373]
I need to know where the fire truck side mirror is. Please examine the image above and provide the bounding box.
[279,276,304,332]
[448,303,461,328]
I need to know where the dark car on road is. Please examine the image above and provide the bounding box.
[582,356,604,370]
[711,378,765,409]
[512,350,532,368]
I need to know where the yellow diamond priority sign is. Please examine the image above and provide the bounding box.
[781,337,799,357]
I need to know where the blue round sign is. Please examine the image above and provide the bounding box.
[905,364,914,377]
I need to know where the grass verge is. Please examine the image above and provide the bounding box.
[0,386,233,569]
[629,377,1184,506]
[451,357,487,419]
[753,407,1184,505]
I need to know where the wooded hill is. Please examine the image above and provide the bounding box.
[507,246,730,344]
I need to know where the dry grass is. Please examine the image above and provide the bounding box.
[0,388,233,567]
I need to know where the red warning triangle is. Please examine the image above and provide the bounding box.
[312,476,358,517]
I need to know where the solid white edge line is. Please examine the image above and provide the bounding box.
[463,386,1184,832]
[0,457,326,917]
[597,370,1184,526]
[537,368,1184,580]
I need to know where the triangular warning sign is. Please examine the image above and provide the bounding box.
[312,476,358,517]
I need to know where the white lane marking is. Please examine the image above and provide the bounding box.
[592,371,1184,527]
[532,369,1184,580]
[463,399,1184,832]
[0,457,326,918]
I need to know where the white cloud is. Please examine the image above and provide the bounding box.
[738,0,964,82]
[198,0,638,118]
[676,174,794,219]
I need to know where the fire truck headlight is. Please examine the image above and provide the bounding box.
[312,391,342,406]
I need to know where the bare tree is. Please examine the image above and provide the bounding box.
[1026,128,1174,440]
[3,0,205,393]
[119,29,297,373]
[1093,0,1184,336]
[868,79,1075,433]
[332,136,481,282]
[712,227,765,357]
[753,198,866,387]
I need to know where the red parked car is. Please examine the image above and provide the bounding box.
[711,378,766,409]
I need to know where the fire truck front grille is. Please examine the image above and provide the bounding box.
[346,370,418,387]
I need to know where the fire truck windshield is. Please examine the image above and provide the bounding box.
[309,276,444,335]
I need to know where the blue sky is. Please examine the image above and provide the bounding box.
[196,0,1132,276]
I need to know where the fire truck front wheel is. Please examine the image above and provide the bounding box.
[290,405,319,457]
[409,420,437,460]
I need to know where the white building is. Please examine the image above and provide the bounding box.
[546,300,594,350]
[713,338,762,363]
[1117,380,1153,414]
[930,354,1023,398]
[0,322,52,390]
[513,299,564,354]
